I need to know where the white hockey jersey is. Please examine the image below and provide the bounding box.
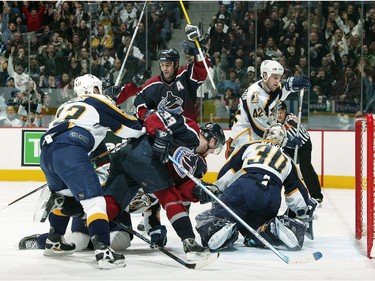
[229,80,292,152]
[46,94,145,152]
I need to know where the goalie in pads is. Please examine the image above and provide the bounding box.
[195,123,317,251]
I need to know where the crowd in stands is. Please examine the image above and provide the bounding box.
[0,1,181,127]
[0,1,374,129]
[199,1,374,127]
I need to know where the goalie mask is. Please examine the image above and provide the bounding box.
[263,123,287,147]
[74,74,103,96]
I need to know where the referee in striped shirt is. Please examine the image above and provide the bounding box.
[277,101,323,204]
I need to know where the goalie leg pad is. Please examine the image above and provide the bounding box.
[244,215,306,251]
[196,215,238,251]
[110,231,131,251]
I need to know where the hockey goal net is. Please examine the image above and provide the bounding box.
[355,114,375,258]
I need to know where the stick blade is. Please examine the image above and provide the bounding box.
[191,252,220,269]
[286,251,323,265]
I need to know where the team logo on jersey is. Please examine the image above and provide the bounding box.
[251,91,259,103]
[158,91,184,115]
[172,147,197,178]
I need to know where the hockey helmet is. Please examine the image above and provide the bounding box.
[74,74,103,96]
[260,60,284,82]
[201,122,226,155]
[278,101,288,111]
[159,48,180,63]
[263,123,287,147]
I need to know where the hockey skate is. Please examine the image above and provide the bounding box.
[43,227,75,256]
[19,234,41,250]
[183,238,215,260]
[91,235,126,269]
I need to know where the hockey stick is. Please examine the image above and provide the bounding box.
[168,155,323,265]
[179,0,216,90]
[113,219,218,269]
[0,183,48,212]
[294,89,304,163]
[115,1,148,86]
[0,140,130,212]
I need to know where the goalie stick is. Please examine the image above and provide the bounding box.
[168,155,323,265]
[113,219,219,269]
[0,140,130,212]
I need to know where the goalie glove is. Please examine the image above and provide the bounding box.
[285,198,318,240]
[185,24,203,42]
[285,75,311,92]
[152,130,173,163]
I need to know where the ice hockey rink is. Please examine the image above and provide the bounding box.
[0,182,374,280]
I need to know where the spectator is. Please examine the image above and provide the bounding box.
[357,60,375,113]
[223,70,241,97]
[113,22,131,48]
[308,31,329,71]
[119,2,139,32]
[213,95,228,122]
[233,58,246,92]
[242,66,257,89]
[216,4,230,26]
[7,47,33,94]
[0,105,23,127]
[311,68,333,99]
[107,58,125,85]
[21,2,46,32]
[264,37,283,61]
[91,24,114,54]
[333,66,361,103]
[208,20,228,56]
[15,14,27,33]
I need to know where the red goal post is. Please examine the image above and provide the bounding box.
[355,114,375,258]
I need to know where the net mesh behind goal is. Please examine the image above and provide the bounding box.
[355,114,375,259]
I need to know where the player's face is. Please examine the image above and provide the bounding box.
[265,74,282,92]
[160,61,177,82]
[196,135,222,156]
[277,109,287,122]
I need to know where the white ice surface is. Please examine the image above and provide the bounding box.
[0,182,374,280]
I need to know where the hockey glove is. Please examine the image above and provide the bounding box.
[185,24,202,42]
[152,130,173,163]
[286,136,302,148]
[105,85,121,100]
[132,72,146,88]
[285,75,311,92]
[285,114,298,128]
[149,225,167,248]
[193,182,221,204]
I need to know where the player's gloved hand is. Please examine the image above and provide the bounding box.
[132,72,146,88]
[105,85,121,100]
[148,225,167,248]
[285,75,311,92]
[185,24,202,42]
[285,114,298,128]
[286,136,302,148]
[152,130,173,163]
[193,182,221,204]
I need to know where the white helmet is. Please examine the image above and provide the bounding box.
[263,123,287,147]
[74,74,103,96]
[260,60,284,82]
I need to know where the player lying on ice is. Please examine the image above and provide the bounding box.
[194,123,318,252]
